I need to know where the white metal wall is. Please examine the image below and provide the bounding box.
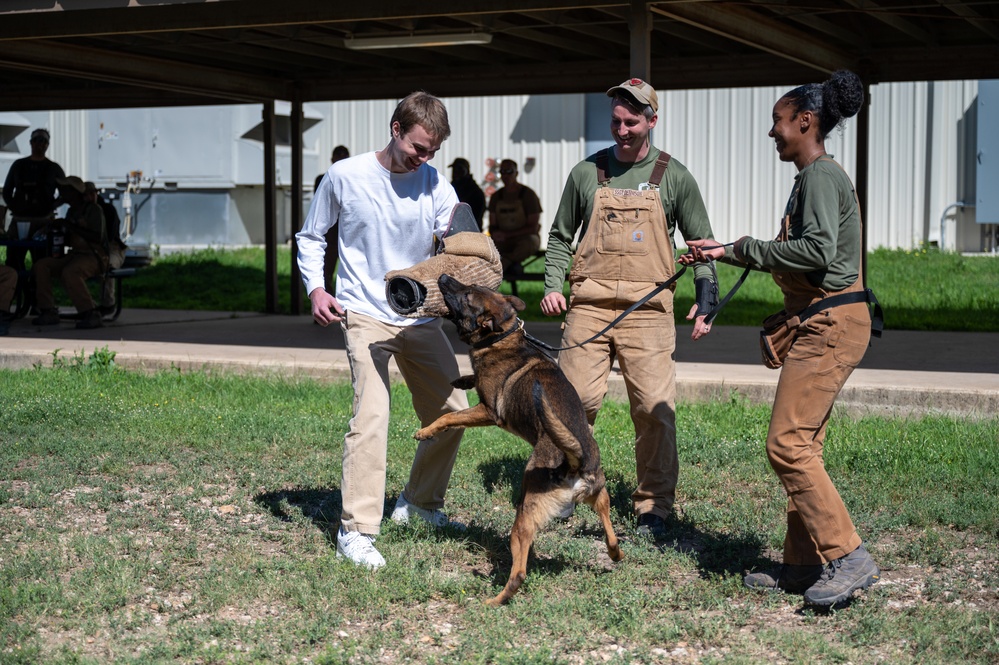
[2,81,983,252]
[658,85,853,247]
[310,94,588,241]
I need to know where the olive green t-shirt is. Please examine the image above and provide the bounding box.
[543,147,715,293]
[735,156,861,292]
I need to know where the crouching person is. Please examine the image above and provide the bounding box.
[31,175,107,330]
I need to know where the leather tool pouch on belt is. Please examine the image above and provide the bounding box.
[759,310,801,370]
[759,287,883,369]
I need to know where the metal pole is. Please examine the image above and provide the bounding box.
[855,82,870,285]
[290,93,304,315]
[262,100,278,314]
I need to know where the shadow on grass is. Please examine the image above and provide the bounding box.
[254,487,343,543]
[478,456,772,585]
[605,470,774,577]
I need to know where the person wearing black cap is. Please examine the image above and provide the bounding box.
[540,78,719,536]
[314,145,351,294]
[30,175,107,330]
[447,158,485,230]
[2,128,66,272]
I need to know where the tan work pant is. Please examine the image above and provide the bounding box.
[768,302,870,564]
[33,252,102,313]
[340,312,468,535]
[558,304,678,518]
[496,235,541,270]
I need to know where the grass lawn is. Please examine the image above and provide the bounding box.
[2,355,997,664]
[87,245,999,332]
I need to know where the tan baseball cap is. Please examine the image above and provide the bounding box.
[56,175,86,194]
[606,78,659,113]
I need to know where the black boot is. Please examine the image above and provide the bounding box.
[75,309,104,330]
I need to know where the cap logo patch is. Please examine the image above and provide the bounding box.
[630,78,644,86]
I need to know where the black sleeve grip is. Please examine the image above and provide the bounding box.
[694,277,719,318]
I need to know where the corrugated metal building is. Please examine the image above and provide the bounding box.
[0,80,990,253]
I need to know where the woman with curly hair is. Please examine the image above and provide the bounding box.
[682,70,881,606]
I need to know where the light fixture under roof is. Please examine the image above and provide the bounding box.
[343,32,493,50]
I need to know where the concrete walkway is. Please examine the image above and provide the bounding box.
[2,308,997,418]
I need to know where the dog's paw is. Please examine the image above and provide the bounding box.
[451,375,476,390]
[414,427,436,441]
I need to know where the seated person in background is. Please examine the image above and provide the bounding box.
[31,176,108,330]
[487,159,542,272]
[315,145,350,293]
[448,158,486,230]
[84,182,127,316]
[0,265,16,335]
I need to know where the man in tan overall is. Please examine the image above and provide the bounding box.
[541,79,719,535]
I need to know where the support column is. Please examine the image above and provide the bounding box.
[290,93,304,315]
[629,0,652,82]
[262,100,278,314]
[855,83,871,285]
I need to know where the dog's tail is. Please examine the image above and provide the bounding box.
[534,382,585,472]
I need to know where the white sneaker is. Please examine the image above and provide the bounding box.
[391,493,466,531]
[336,527,385,569]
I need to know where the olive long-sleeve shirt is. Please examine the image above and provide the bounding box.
[543,147,716,293]
[733,156,861,292]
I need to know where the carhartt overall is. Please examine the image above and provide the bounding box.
[557,153,680,517]
[768,169,870,565]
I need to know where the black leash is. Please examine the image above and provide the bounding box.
[521,242,748,356]
[522,265,687,354]
[704,264,752,325]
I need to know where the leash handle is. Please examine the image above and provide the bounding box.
[704,265,752,325]
[525,265,688,354]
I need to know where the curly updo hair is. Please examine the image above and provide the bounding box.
[782,70,864,141]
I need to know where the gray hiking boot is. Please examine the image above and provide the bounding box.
[803,544,880,606]
[744,563,824,594]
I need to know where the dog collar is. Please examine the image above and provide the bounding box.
[471,318,525,349]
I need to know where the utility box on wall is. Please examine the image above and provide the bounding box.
[978,80,999,225]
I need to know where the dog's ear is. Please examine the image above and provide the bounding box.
[477,311,496,332]
[506,295,526,312]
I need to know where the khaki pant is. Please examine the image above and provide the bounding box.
[340,312,468,535]
[767,302,870,564]
[496,234,541,270]
[558,302,678,518]
[33,252,103,313]
[101,242,126,308]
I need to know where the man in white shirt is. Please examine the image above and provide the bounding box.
[297,92,468,569]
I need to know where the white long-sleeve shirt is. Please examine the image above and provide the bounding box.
[297,151,459,326]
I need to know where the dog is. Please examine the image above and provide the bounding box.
[414,274,623,606]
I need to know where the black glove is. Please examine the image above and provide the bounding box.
[694,277,719,318]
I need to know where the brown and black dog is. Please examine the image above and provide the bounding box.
[414,274,623,606]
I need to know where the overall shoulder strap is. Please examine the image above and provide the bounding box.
[648,151,671,186]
